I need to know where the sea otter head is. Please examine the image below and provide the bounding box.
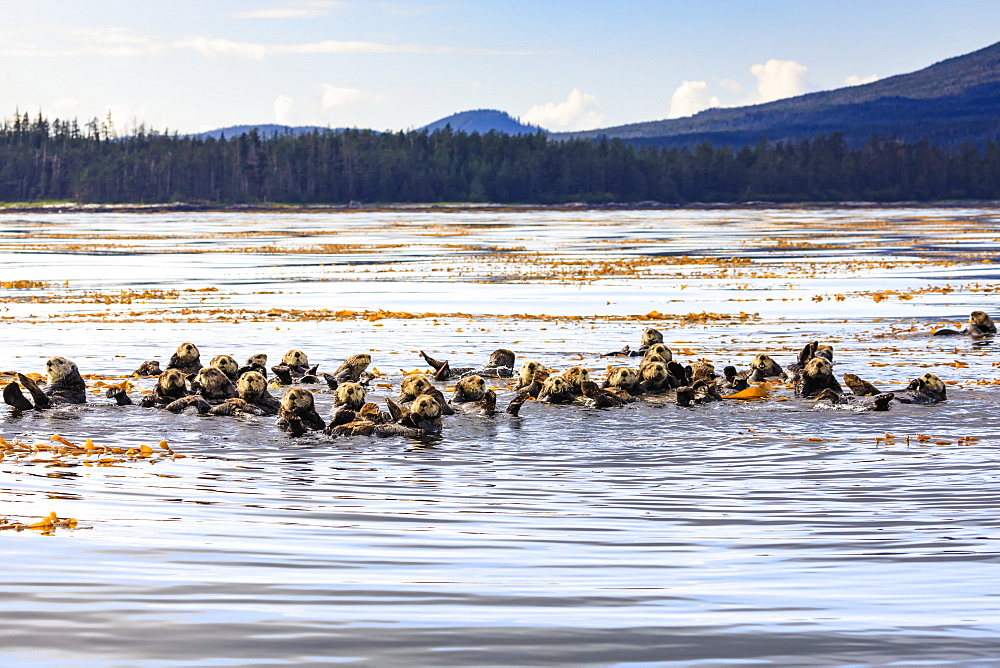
[236,370,266,401]
[281,387,315,413]
[335,381,367,409]
[454,374,487,402]
[282,349,309,367]
[175,342,200,363]
[210,354,239,379]
[46,356,80,384]
[561,366,590,392]
[643,343,673,362]
[750,353,782,377]
[641,327,664,347]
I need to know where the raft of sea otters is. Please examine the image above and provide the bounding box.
[2,311,994,439]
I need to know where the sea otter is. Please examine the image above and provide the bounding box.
[643,343,673,362]
[604,327,665,357]
[164,367,238,413]
[580,380,628,408]
[561,366,591,395]
[167,342,202,375]
[106,367,188,407]
[636,360,672,394]
[3,356,87,410]
[133,360,162,377]
[603,367,641,395]
[747,353,783,382]
[236,353,268,380]
[275,387,326,436]
[208,371,281,416]
[271,349,325,386]
[331,354,373,383]
[210,354,240,381]
[814,388,894,411]
[419,349,515,381]
[538,375,575,403]
[783,341,832,383]
[398,374,433,402]
[675,379,723,407]
[452,374,487,403]
[933,311,997,338]
[794,357,842,397]
[895,372,947,404]
[515,361,548,391]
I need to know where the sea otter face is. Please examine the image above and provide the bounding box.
[335,382,366,409]
[644,343,673,362]
[175,342,200,362]
[804,357,833,380]
[282,349,309,367]
[343,353,372,369]
[970,311,996,332]
[911,372,946,399]
[607,367,639,388]
[815,345,834,362]
[519,360,543,385]
[237,371,266,401]
[45,356,79,384]
[487,349,516,368]
[455,374,487,401]
[641,361,667,383]
[246,353,268,367]
[159,368,188,393]
[562,366,590,391]
[281,387,315,413]
[400,374,432,400]
[194,367,233,398]
[539,376,573,402]
[750,353,781,376]
[691,362,716,382]
[641,327,664,347]
[411,394,442,419]
[210,354,239,379]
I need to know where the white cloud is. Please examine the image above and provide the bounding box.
[749,59,809,103]
[470,80,482,92]
[0,27,164,58]
[844,74,879,87]
[233,2,349,19]
[667,80,721,119]
[321,85,363,110]
[274,95,295,125]
[523,88,603,131]
[173,37,549,60]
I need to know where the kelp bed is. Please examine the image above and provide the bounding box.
[0,206,999,666]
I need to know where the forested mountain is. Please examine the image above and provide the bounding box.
[191,124,346,140]
[420,110,540,135]
[559,40,1000,148]
[1,114,998,204]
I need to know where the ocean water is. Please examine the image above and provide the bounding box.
[0,206,998,666]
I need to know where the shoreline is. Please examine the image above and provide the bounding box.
[2,200,1000,214]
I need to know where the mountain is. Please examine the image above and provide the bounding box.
[190,124,346,140]
[557,40,1000,148]
[420,109,541,135]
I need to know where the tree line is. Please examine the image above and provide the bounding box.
[1,112,999,204]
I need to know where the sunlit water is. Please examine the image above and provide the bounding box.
[0,207,998,666]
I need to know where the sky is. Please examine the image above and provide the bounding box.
[3,0,1000,134]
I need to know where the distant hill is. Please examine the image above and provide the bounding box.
[190,124,346,140]
[558,40,1000,148]
[420,109,541,135]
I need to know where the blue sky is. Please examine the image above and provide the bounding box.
[3,0,999,134]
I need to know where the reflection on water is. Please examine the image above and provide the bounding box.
[0,207,999,665]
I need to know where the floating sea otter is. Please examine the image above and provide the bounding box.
[419,349,514,381]
[3,356,87,410]
[604,327,665,357]
[275,388,326,436]
[933,311,996,338]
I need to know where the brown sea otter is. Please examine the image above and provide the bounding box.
[3,356,87,410]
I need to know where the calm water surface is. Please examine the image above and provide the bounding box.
[0,207,998,666]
